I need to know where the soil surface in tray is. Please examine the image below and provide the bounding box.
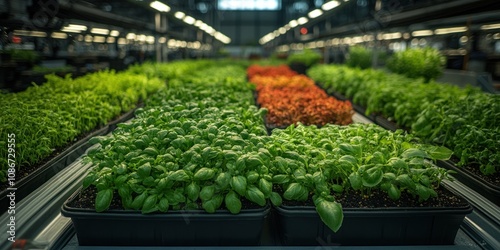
[277,186,469,208]
[452,156,500,187]
[68,185,264,211]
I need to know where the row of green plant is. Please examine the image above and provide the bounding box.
[265,123,454,232]
[82,62,455,234]
[0,68,168,183]
[83,65,273,216]
[308,64,499,175]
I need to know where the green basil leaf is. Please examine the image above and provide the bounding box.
[186,182,200,201]
[95,188,113,212]
[269,192,282,206]
[246,185,266,206]
[199,185,216,201]
[315,198,343,233]
[231,175,247,196]
[283,183,308,201]
[224,191,242,214]
[142,194,158,214]
[194,168,216,181]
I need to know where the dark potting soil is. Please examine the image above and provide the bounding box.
[68,185,265,212]
[276,185,469,209]
[451,156,500,187]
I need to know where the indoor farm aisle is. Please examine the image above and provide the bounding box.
[57,62,474,247]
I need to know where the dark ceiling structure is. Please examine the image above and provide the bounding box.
[0,0,500,46]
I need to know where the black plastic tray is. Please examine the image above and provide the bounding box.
[0,107,139,214]
[274,201,472,246]
[438,160,500,206]
[61,189,271,246]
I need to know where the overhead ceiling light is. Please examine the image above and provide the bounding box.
[93,36,105,43]
[194,20,203,27]
[159,37,167,43]
[322,0,340,11]
[110,30,120,37]
[137,34,146,42]
[183,16,196,25]
[297,17,308,25]
[117,38,127,45]
[85,35,93,43]
[412,29,433,37]
[279,27,286,34]
[67,24,87,31]
[13,30,47,37]
[61,28,82,33]
[106,37,115,43]
[174,11,185,19]
[382,32,402,40]
[308,9,323,19]
[51,32,67,39]
[146,36,155,44]
[284,24,291,30]
[90,28,109,35]
[289,20,298,28]
[434,26,467,35]
[126,33,136,40]
[481,23,500,30]
[150,1,170,12]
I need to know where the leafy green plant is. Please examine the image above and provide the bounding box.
[8,49,40,64]
[0,69,165,183]
[266,123,454,232]
[287,49,322,67]
[309,64,499,176]
[386,47,445,82]
[346,46,372,69]
[82,64,275,214]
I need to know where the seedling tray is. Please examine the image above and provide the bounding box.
[61,189,271,246]
[274,201,472,246]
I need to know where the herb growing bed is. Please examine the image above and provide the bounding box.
[0,70,165,212]
[308,64,500,205]
[62,63,273,246]
[265,123,472,245]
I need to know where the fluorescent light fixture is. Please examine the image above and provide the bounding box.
[174,11,185,19]
[273,30,280,36]
[110,30,120,37]
[284,24,291,30]
[205,27,215,35]
[146,36,155,44]
[150,1,170,12]
[412,30,433,37]
[316,41,325,47]
[352,36,363,44]
[194,20,203,27]
[61,28,82,33]
[137,34,146,42]
[117,38,127,45]
[279,27,286,34]
[382,32,402,40]
[159,37,167,43]
[51,32,67,39]
[67,24,87,31]
[297,17,308,25]
[308,9,323,19]
[322,0,340,11]
[106,37,115,43]
[183,16,196,25]
[168,39,176,47]
[126,33,136,40]
[434,26,467,35]
[200,23,209,30]
[84,35,93,43]
[90,28,109,35]
[481,23,500,30]
[93,36,105,43]
[289,20,298,28]
[13,30,47,37]
[363,34,374,41]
